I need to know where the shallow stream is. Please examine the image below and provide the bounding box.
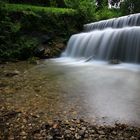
[0,59,140,126]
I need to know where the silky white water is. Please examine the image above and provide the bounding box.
[84,13,140,31]
[62,13,140,64]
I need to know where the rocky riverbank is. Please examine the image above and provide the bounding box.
[0,107,140,140]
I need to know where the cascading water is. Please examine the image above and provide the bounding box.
[84,13,140,31]
[62,13,140,64]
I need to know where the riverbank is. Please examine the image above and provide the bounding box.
[0,108,140,140]
[0,2,82,60]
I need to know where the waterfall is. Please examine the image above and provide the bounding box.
[62,13,140,64]
[84,13,140,31]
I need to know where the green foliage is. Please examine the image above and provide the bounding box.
[0,3,82,60]
[5,3,75,14]
[64,0,96,22]
[96,7,121,20]
[8,0,66,7]
[120,0,140,15]
[0,12,38,60]
[96,0,108,10]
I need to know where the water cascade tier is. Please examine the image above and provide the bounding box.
[84,13,140,31]
[62,13,140,64]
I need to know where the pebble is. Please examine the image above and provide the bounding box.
[98,130,105,135]
[70,127,75,131]
[46,135,53,140]
[75,133,81,139]
[82,126,86,131]
[0,108,140,140]
[65,130,71,134]
[79,130,85,136]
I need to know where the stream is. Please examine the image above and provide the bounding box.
[0,59,140,126]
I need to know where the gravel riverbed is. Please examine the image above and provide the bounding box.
[0,107,140,140]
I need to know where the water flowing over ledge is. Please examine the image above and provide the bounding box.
[84,13,140,31]
[62,13,140,64]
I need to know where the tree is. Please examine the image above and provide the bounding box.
[120,0,140,15]
[110,0,120,6]
[96,0,108,8]
[64,0,96,21]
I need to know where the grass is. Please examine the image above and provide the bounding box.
[4,3,76,14]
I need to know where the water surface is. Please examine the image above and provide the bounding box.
[1,60,140,126]
[42,59,140,125]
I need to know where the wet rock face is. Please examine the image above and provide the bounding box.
[34,46,46,58]
[34,37,65,59]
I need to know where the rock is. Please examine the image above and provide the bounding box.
[99,135,106,139]
[79,130,85,136]
[34,46,45,58]
[98,130,105,135]
[109,59,121,64]
[65,130,71,134]
[52,123,59,129]
[5,70,20,77]
[81,126,86,131]
[90,129,95,134]
[80,118,84,122]
[46,135,53,140]
[84,134,89,138]
[20,131,27,136]
[112,131,117,135]
[130,136,136,140]
[70,127,75,131]
[44,122,51,130]
[75,133,81,139]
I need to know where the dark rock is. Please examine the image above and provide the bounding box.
[34,46,45,58]
[0,83,7,88]
[45,122,51,130]
[109,59,121,64]
[5,70,20,77]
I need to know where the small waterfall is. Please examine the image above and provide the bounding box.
[84,13,140,31]
[62,13,140,64]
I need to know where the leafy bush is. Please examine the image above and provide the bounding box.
[96,7,121,20]
[64,0,96,22]
[0,3,83,60]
